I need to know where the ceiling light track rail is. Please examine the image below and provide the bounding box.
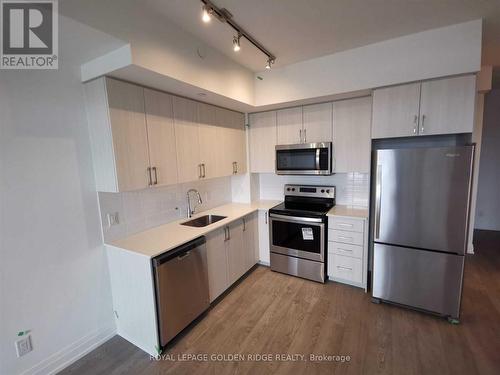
[201,0,276,67]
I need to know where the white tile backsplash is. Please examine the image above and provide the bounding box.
[98,176,232,242]
[257,172,370,207]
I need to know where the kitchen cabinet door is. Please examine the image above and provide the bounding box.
[277,107,303,144]
[226,220,245,285]
[197,102,218,179]
[106,78,151,191]
[257,210,270,264]
[173,96,201,183]
[144,89,178,187]
[231,111,247,175]
[303,102,333,143]
[215,108,235,177]
[215,108,247,176]
[243,213,258,272]
[206,228,229,302]
[249,111,277,173]
[333,97,372,173]
[419,75,475,136]
[372,83,421,139]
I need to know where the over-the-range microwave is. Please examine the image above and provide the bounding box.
[275,142,333,175]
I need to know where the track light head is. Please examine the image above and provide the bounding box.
[265,58,275,70]
[233,34,241,52]
[202,5,211,23]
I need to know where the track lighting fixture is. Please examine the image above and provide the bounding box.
[265,58,275,70]
[233,34,241,52]
[200,0,276,70]
[202,5,211,23]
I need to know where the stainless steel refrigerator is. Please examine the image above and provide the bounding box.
[372,145,474,320]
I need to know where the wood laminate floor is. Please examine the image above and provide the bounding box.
[61,230,500,375]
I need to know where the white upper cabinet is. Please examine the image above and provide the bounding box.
[333,97,372,173]
[85,77,249,191]
[249,111,277,173]
[85,77,151,192]
[106,79,151,192]
[144,89,178,187]
[419,75,475,136]
[197,102,218,179]
[277,107,303,144]
[372,75,476,139]
[173,96,201,183]
[215,107,246,176]
[302,102,333,143]
[372,82,421,139]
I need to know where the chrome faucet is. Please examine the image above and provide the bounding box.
[186,189,203,218]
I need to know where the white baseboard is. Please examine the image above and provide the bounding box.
[22,325,116,375]
[467,243,475,254]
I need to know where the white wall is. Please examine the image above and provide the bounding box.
[475,89,500,231]
[254,20,482,106]
[258,173,370,208]
[99,177,233,243]
[0,16,125,375]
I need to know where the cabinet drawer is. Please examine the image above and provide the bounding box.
[329,229,364,246]
[328,254,362,283]
[328,242,363,259]
[329,216,364,233]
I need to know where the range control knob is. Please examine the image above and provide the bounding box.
[292,188,296,191]
[287,188,291,191]
[321,189,325,193]
[326,189,330,194]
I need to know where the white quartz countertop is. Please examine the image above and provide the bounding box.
[327,205,369,219]
[107,200,280,258]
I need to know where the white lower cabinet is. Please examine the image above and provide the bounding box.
[206,213,258,302]
[328,254,363,284]
[205,227,229,302]
[327,215,368,290]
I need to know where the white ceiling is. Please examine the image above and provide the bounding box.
[144,0,500,72]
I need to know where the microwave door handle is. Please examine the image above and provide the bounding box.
[315,148,320,170]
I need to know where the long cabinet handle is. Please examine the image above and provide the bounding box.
[147,167,153,186]
[224,227,228,241]
[235,162,238,174]
[375,164,382,240]
[265,211,268,224]
[152,167,158,185]
[338,236,353,241]
[242,218,246,232]
[299,129,302,143]
[337,265,353,271]
[202,163,206,178]
[413,115,418,135]
[198,164,202,179]
[304,128,307,143]
[421,115,426,134]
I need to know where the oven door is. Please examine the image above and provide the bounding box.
[269,213,325,262]
[275,143,332,175]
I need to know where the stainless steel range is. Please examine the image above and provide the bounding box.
[269,184,335,283]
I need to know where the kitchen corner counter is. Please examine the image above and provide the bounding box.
[327,205,369,219]
[107,200,280,258]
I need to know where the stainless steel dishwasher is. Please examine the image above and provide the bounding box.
[152,236,210,348]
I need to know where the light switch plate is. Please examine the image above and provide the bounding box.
[106,212,120,228]
[15,335,32,357]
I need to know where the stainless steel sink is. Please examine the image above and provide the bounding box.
[181,215,227,227]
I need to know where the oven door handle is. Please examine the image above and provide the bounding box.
[269,213,323,224]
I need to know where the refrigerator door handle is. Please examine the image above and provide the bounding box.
[375,164,382,240]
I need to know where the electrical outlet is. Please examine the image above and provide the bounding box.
[15,335,32,357]
[106,212,120,228]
